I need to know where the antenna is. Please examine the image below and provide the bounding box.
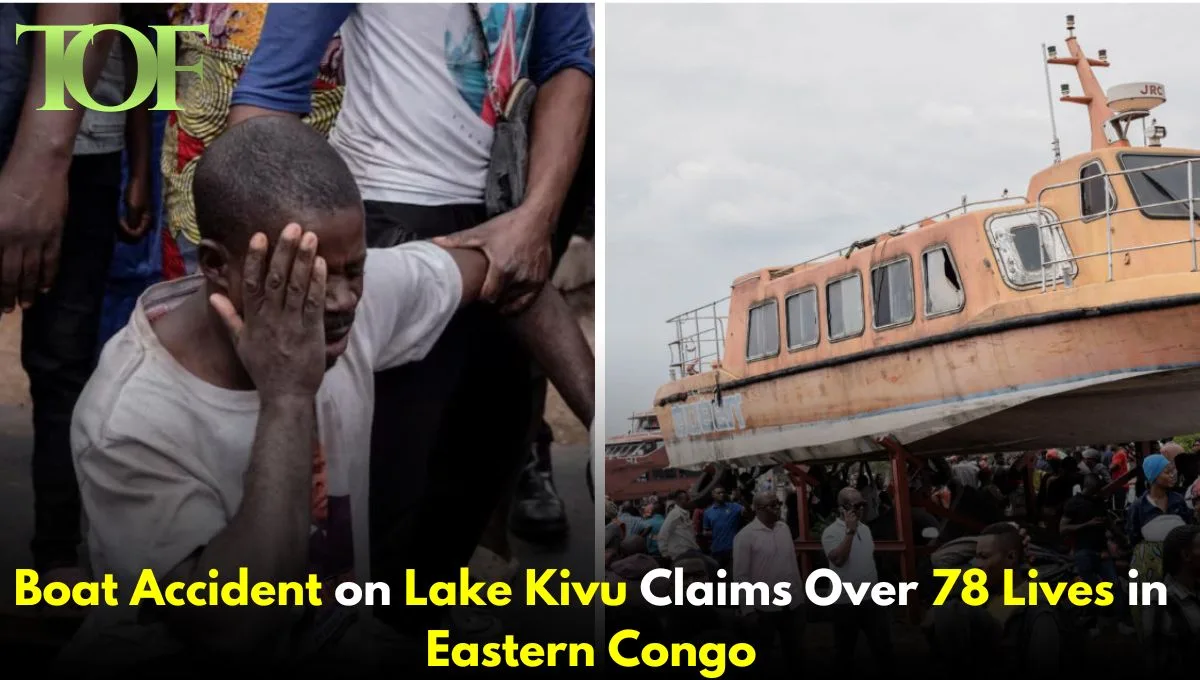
[1042,43,1062,163]
[1049,14,1123,150]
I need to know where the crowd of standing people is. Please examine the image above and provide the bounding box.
[603,437,1200,674]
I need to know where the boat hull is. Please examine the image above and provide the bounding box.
[605,445,701,502]
[657,302,1200,467]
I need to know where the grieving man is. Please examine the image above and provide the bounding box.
[62,116,593,673]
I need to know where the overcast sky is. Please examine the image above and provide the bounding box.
[604,3,1200,436]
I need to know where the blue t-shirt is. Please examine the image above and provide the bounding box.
[230,3,593,205]
[703,502,744,553]
[642,514,665,555]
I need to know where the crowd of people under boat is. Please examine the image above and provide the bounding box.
[602,438,1200,675]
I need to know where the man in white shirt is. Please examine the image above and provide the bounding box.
[63,116,593,672]
[658,490,701,562]
[226,5,595,632]
[821,487,894,667]
[731,492,805,672]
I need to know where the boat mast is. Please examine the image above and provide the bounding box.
[1047,14,1127,151]
[1041,43,1062,163]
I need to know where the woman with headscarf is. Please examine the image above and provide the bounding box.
[1126,453,1194,638]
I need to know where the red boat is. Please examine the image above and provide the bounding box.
[604,411,702,502]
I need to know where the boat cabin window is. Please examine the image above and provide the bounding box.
[870,257,914,329]
[1079,161,1115,221]
[785,288,819,350]
[1117,153,1200,219]
[826,273,864,341]
[922,246,965,317]
[745,299,779,360]
[984,209,1076,289]
[1010,225,1046,271]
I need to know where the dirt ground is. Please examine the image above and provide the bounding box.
[0,312,28,409]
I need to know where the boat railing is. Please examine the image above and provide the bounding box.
[897,195,1029,231]
[666,296,730,380]
[775,196,1029,270]
[661,197,1030,378]
[1034,156,1200,291]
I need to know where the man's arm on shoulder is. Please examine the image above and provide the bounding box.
[366,243,594,427]
[227,3,352,125]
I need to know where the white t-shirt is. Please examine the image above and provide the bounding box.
[331,4,536,205]
[70,242,461,635]
[821,518,878,604]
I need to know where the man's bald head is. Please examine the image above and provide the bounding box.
[837,487,864,507]
[751,492,774,509]
[752,492,782,525]
[1162,442,1185,462]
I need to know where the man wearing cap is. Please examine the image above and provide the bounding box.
[1080,448,1111,486]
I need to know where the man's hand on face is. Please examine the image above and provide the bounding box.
[209,224,328,400]
[431,206,551,314]
[0,159,69,312]
[843,507,859,533]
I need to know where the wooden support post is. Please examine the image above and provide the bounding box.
[1023,451,1037,522]
[789,466,813,577]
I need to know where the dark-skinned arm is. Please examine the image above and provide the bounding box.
[433,4,594,312]
[0,3,120,310]
[118,25,152,242]
[447,247,594,426]
[158,228,326,655]
[521,68,593,243]
[226,3,350,126]
[160,396,315,655]
[9,3,119,168]
[825,513,858,567]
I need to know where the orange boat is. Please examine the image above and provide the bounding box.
[654,16,1200,470]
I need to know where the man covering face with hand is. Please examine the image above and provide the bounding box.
[64,115,593,671]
